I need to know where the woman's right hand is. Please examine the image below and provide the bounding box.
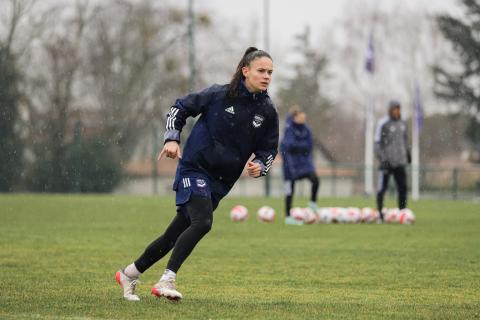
[158,141,182,160]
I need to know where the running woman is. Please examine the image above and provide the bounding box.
[280,106,319,225]
[115,47,278,301]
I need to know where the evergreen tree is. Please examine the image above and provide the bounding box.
[434,0,480,157]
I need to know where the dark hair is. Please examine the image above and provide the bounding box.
[227,47,272,98]
[289,104,301,117]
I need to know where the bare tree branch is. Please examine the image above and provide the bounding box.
[4,0,35,53]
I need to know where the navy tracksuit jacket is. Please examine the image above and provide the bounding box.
[280,117,315,181]
[164,81,279,206]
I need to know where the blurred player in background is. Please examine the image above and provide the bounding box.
[374,100,411,222]
[280,106,320,225]
[115,47,278,301]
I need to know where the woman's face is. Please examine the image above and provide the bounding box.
[242,57,273,92]
[293,112,306,124]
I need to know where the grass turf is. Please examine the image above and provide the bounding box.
[0,194,479,319]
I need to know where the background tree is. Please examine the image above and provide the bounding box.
[0,0,35,191]
[83,1,190,162]
[276,26,332,117]
[23,1,92,192]
[307,2,459,163]
[275,27,340,159]
[0,47,22,191]
[18,0,214,192]
[434,0,480,161]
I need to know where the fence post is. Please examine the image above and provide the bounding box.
[452,167,458,200]
[152,123,158,195]
[265,174,271,197]
[332,163,337,197]
[73,121,82,193]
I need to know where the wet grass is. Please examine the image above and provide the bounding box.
[0,194,479,319]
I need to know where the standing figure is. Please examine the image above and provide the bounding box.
[281,106,319,225]
[115,47,278,301]
[375,100,411,222]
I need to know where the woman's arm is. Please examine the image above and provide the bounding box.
[160,85,219,160]
[163,85,220,143]
[252,110,279,177]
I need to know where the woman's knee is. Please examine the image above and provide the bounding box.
[307,172,318,181]
[186,195,213,234]
[193,217,212,234]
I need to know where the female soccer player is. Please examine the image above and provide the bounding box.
[115,47,278,301]
[280,106,319,225]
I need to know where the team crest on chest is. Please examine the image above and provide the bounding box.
[196,179,206,188]
[225,106,235,115]
[252,114,265,128]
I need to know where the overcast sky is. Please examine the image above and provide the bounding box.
[36,0,457,54]
[189,0,456,52]
[20,0,459,114]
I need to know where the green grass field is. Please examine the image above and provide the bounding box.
[0,194,479,319]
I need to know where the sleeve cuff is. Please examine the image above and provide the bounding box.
[164,130,180,143]
[253,159,267,177]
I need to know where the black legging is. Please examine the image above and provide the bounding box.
[285,172,319,216]
[376,166,407,220]
[134,195,213,273]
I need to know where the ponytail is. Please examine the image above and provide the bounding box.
[227,47,272,99]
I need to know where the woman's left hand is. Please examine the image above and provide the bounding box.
[246,161,262,178]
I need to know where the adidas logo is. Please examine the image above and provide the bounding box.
[225,106,235,115]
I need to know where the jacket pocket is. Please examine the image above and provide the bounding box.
[197,141,243,182]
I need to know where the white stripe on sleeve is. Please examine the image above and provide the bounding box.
[167,107,179,131]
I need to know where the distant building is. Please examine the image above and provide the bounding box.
[116,136,357,197]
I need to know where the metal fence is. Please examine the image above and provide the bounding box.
[116,163,480,201]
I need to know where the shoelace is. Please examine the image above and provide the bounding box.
[160,279,176,290]
[127,279,140,294]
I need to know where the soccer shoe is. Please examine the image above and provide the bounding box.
[115,269,140,301]
[285,216,303,226]
[151,279,183,301]
[308,201,319,212]
[378,211,385,224]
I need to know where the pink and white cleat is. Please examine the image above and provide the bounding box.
[151,279,183,302]
[115,269,140,301]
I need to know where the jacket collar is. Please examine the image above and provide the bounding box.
[291,121,308,131]
[286,115,307,130]
[238,79,269,100]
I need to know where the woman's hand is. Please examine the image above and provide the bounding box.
[158,141,182,160]
[246,161,262,178]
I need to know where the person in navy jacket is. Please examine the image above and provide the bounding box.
[280,106,319,225]
[116,47,278,301]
